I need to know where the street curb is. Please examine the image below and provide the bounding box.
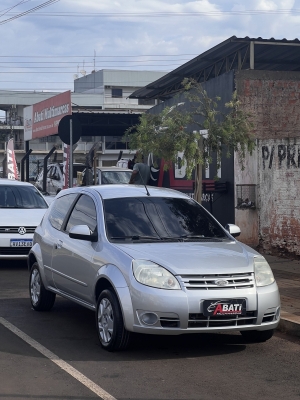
[277,314,300,338]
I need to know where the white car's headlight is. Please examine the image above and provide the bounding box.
[254,257,275,287]
[132,260,180,290]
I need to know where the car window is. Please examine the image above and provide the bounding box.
[66,194,97,233]
[49,193,77,230]
[47,166,54,178]
[51,167,60,180]
[0,185,48,209]
[104,197,227,241]
[101,171,131,184]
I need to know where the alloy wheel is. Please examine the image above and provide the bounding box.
[97,298,114,344]
[30,268,41,305]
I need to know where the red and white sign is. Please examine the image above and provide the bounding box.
[24,91,71,141]
[62,143,70,190]
[7,139,19,180]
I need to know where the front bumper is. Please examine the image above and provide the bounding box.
[127,276,280,335]
[0,234,33,259]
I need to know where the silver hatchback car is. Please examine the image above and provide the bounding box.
[28,185,280,351]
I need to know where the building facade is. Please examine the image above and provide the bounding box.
[0,69,166,176]
[130,36,300,257]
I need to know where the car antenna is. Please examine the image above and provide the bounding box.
[137,167,150,196]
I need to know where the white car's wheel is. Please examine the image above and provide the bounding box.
[96,289,130,351]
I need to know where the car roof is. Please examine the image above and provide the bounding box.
[0,179,35,187]
[57,184,191,200]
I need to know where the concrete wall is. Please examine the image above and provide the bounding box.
[236,70,300,256]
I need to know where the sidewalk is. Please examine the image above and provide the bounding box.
[263,254,300,338]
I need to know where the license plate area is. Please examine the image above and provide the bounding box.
[203,299,246,317]
[10,239,33,247]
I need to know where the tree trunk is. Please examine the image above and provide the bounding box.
[194,137,203,203]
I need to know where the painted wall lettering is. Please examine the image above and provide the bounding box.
[262,144,300,169]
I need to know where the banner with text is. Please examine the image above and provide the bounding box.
[7,139,19,180]
[24,91,72,141]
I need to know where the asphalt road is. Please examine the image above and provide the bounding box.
[1,260,300,400]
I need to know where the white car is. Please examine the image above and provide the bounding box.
[35,163,85,195]
[81,166,132,185]
[0,179,48,259]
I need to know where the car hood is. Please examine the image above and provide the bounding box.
[114,240,259,275]
[0,209,47,226]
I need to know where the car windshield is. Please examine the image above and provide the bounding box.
[0,185,48,209]
[104,197,228,242]
[59,165,85,175]
[101,171,131,184]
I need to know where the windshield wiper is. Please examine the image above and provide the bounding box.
[110,235,161,241]
[160,235,223,241]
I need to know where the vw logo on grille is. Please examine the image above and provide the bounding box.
[215,279,229,287]
[18,227,26,235]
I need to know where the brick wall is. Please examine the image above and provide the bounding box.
[236,70,300,257]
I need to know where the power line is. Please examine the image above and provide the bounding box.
[1,9,300,17]
[0,54,198,57]
[0,0,27,19]
[0,59,192,64]
[0,0,60,25]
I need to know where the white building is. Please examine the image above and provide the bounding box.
[0,69,166,176]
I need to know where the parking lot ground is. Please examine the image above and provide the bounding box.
[0,322,103,400]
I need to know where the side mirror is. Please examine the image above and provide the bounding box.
[225,223,241,238]
[69,225,98,242]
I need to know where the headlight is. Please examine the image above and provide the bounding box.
[254,257,275,287]
[132,260,180,290]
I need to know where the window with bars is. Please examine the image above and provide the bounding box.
[236,184,256,210]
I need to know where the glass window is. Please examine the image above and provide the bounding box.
[104,197,227,241]
[101,170,131,184]
[66,194,97,233]
[0,185,48,209]
[47,166,53,178]
[51,167,60,181]
[49,194,77,230]
[111,88,122,98]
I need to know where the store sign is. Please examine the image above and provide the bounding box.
[24,91,71,141]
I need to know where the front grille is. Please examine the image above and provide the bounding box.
[188,312,257,328]
[179,273,255,290]
[160,317,180,328]
[0,247,31,255]
[0,226,36,234]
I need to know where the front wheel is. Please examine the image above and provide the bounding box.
[29,263,56,311]
[240,329,274,343]
[96,289,131,352]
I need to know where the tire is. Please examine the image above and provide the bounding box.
[29,262,56,311]
[96,288,131,352]
[240,329,274,343]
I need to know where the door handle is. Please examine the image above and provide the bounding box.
[55,239,63,249]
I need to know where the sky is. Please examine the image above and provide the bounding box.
[0,0,300,95]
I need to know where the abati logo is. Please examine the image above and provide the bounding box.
[18,227,26,235]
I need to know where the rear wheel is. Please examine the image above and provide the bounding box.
[29,262,56,311]
[240,329,274,343]
[96,289,130,351]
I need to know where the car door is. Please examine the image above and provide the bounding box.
[51,193,98,304]
[41,193,78,287]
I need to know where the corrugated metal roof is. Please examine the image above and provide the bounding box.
[130,36,300,100]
